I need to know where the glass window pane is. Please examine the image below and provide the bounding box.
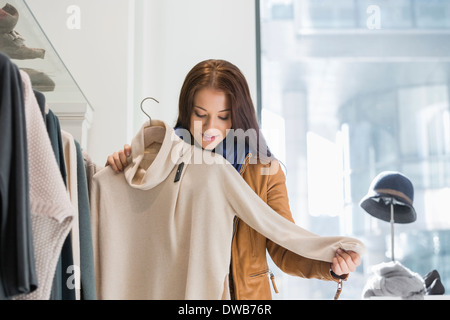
[259,0,450,300]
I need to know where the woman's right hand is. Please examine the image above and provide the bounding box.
[106,144,132,173]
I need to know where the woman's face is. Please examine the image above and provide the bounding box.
[190,87,232,150]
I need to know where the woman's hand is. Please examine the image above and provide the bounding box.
[331,249,361,276]
[106,144,132,173]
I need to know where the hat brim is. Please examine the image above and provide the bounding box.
[360,195,416,224]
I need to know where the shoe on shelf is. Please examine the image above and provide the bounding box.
[0,3,19,34]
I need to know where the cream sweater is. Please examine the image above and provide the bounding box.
[90,120,365,300]
[61,130,81,299]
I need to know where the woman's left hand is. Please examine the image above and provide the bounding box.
[331,249,361,276]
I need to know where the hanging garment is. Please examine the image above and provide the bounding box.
[74,141,96,300]
[13,70,75,300]
[44,109,75,300]
[82,150,101,202]
[45,109,67,185]
[90,120,366,300]
[33,90,46,124]
[60,130,97,300]
[61,130,81,300]
[0,52,37,299]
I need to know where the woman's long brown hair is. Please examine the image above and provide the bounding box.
[176,59,273,162]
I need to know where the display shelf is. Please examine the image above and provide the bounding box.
[0,0,92,146]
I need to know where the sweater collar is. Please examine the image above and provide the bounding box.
[124,120,190,190]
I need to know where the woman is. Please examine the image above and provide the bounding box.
[107,59,360,299]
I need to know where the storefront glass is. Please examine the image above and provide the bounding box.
[259,0,450,299]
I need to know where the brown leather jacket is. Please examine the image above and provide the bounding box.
[229,154,342,300]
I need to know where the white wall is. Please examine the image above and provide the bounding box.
[134,0,258,129]
[27,0,257,165]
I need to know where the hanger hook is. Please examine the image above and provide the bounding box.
[140,97,159,125]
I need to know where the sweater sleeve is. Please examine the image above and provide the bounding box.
[263,164,335,280]
[222,162,366,263]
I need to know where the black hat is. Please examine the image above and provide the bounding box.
[359,171,416,224]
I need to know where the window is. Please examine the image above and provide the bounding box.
[258,0,450,299]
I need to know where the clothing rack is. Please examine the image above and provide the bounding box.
[0,53,96,300]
